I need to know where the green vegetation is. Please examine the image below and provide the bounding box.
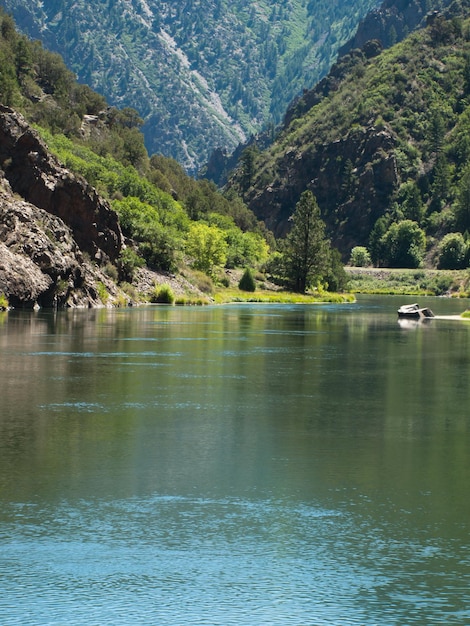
[230,5,470,274]
[214,289,354,305]
[3,0,378,170]
[150,284,175,305]
[350,246,372,267]
[0,8,351,305]
[347,268,470,296]
[238,268,256,292]
[0,293,9,310]
[274,191,348,293]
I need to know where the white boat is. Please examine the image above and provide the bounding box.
[397,303,435,319]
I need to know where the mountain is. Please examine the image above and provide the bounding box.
[0,8,272,307]
[228,0,470,267]
[1,0,379,172]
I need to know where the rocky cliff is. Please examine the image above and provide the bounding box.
[338,0,451,55]
[243,125,398,254]
[0,107,125,308]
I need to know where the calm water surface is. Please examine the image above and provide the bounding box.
[0,296,469,625]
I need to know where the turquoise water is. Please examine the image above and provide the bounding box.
[1,296,469,625]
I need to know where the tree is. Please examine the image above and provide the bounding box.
[397,181,424,224]
[369,216,389,266]
[437,233,468,269]
[185,223,228,275]
[239,268,256,292]
[455,166,470,232]
[349,246,371,267]
[282,191,329,293]
[380,220,426,268]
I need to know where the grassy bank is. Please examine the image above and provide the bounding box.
[213,288,354,304]
[347,267,470,297]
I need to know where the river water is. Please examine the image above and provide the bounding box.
[1,296,469,625]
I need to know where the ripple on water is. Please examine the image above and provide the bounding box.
[3,494,468,625]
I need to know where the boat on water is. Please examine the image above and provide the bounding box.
[397,303,435,319]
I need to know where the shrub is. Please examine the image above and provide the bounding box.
[349,246,372,267]
[186,269,214,295]
[0,293,9,310]
[96,281,109,304]
[238,268,256,292]
[380,220,426,268]
[437,233,468,269]
[150,284,175,304]
[120,282,139,301]
[104,262,119,281]
[117,247,145,282]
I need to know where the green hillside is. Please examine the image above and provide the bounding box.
[0,7,275,299]
[229,1,470,270]
[1,0,378,172]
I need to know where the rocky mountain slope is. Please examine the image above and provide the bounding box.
[1,0,379,172]
[0,105,125,307]
[228,0,470,264]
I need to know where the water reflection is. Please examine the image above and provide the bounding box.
[1,298,470,624]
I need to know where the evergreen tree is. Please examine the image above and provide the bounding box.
[282,191,329,293]
[238,267,256,292]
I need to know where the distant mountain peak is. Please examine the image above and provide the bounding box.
[2,0,379,171]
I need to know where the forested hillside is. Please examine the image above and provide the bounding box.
[1,0,378,172]
[1,8,285,307]
[229,0,470,270]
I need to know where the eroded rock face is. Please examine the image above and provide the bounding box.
[0,105,122,264]
[245,126,398,257]
[0,180,121,308]
[0,107,125,307]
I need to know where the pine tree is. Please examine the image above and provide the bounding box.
[282,191,329,293]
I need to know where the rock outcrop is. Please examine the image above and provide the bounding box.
[0,106,122,263]
[338,0,450,57]
[0,107,125,308]
[0,177,122,308]
[244,126,398,257]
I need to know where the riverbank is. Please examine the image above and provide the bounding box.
[346,267,470,297]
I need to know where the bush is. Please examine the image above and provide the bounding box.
[104,262,119,281]
[117,247,145,282]
[238,268,256,292]
[150,284,175,304]
[96,281,109,304]
[190,270,214,294]
[437,233,468,269]
[349,246,372,267]
[120,282,139,301]
[380,220,426,268]
[0,293,9,310]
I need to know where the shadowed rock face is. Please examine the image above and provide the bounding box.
[243,126,398,257]
[0,106,124,308]
[0,105,122,264]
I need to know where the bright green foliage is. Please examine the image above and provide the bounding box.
[0,293,9,309]
[186,223,228,275]
[349,246,372,267]
[380,220,426,268]
[238,268,256,292]
[437,232,468,269]
[150,284,175,304]
[282,191,330,293]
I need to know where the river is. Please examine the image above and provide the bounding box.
[1,296,469,625]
